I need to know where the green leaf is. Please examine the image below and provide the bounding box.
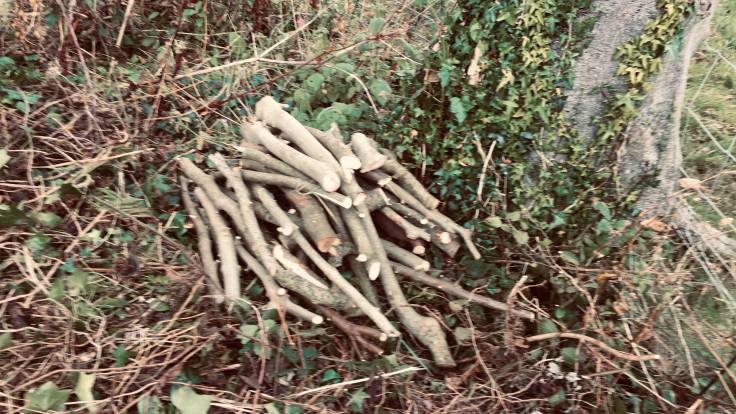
[368,79,392,106]
[449,97,467,123]
[538,318,559,334]
[31,211,62,227]
[465,260,492,278]
[593,202,611,220]
[264,403,281,414]
[238,324,259,345]
[112,345,131,367]
[49,277,65,301]
[321,368,340,383]
[137,394,163,414]
[67,270,91,296]
[453,327,473,343]
[559,251,579,266]
[511,228,529,245]
[171,386,212,414]
[560,347,580,363]
[349,388,369,412]
[485,216,503,228]
[548,388,566,407]
[304,72,325,93]
[0,332,11,350]
[75,372,101,414]
[368,17,385,35]
[0,149,9,170]
[24,381,71,411]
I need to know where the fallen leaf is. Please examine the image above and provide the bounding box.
[641,217,668,232]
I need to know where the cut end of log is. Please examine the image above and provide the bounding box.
[277,226,294,236]
[439,231,452,244]
[412,245,426,255]
[277,288,287,296]
[414,261,430,272]
[320,172,342,192]
[356,254,368,262]
[339,155,362,171]
[317,236,341,253]
[312,315,325,325]
[379,333,388,342]
[368,260,381,280]
[359,155,388,173]
[352,192,367,207]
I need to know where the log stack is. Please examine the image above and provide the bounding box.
[178,96,534,367]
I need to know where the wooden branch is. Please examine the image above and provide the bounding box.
[391,263,536,320]
[210,153,280,275]
[341,208,381,279]
[180,178,224,302]
[236,245,324,324]
[353,197,455,367]
[430,228,461,258]
[241,121,341,191]
[306,124,362,176]
[193,187,240,301]
[255,96,343,173]
[272,244,329,290]
[381,239,430,271]
[348,256,380,307]
[379,149,440,209]
[317,305,386,358]
[284,190,340,253]
[238,145,309,180]
[240,169,352,209]
[380,207,430,241]
[525,333,660,362]
[351,133,386,172]
[251,184,298,236]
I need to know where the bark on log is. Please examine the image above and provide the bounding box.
[379,149,441,209]
[284,190,341,253]
[240,169,352,209]
[351,133,387,173]
[306,124,362,175]
[241,121,341,192]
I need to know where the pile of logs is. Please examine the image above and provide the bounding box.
[178,96,535,367]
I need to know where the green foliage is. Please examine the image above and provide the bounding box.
[170,386,212,414]
[24,381,71,412]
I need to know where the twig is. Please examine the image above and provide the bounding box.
[524,333,660,362]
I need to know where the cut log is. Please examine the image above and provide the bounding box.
[306,124,362,177]
[240,169,352,209]
[255,97,343,172]
[380,207,430,241]
[381,239,430,271]
[241,121,341,192]
[379,148,440,209]
[273,244,330,290]
[351,133,387,173]
[284,190,341,253]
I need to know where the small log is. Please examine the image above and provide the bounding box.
[409,239,427,256]
[240,169,352,209]
[390,262,535,320]
[193,188,240,301]
[430,228,461,258]
[306,124,362,177]
[379,149,440,209]
[241,121,341,192]
[238,145,309,180]
[380,207,430,241]
[351,133,387,173]
[180,177,224,302]
[362,169,393,187]
[250,184,298,236]
[209,153,280,275]
[348,256,380,307]
[381,239,430,271]
[272,244,330,290]
[341,208,381,279]
[255,96,343,173]
[284,190,341,253]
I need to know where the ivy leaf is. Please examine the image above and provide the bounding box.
[368,17,384,35]
[112,345,131,367]
[485,216,503,228]
[171,386,212,414]
[0,332,11,350]
[548,388,566,407]
[31,211,62,227]
[75,372,101,414]
[368,79,392,106]
[559,251,580,266]
[24,381,71,411]
[511,228,529,245]
[136,394,164,414]
[304,73,325,93]
[449,97,467,123]
[350,388,369,412]
[321,368,340,383]
[465,260,492,278]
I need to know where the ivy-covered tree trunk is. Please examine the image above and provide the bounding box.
[396,0,727,260]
